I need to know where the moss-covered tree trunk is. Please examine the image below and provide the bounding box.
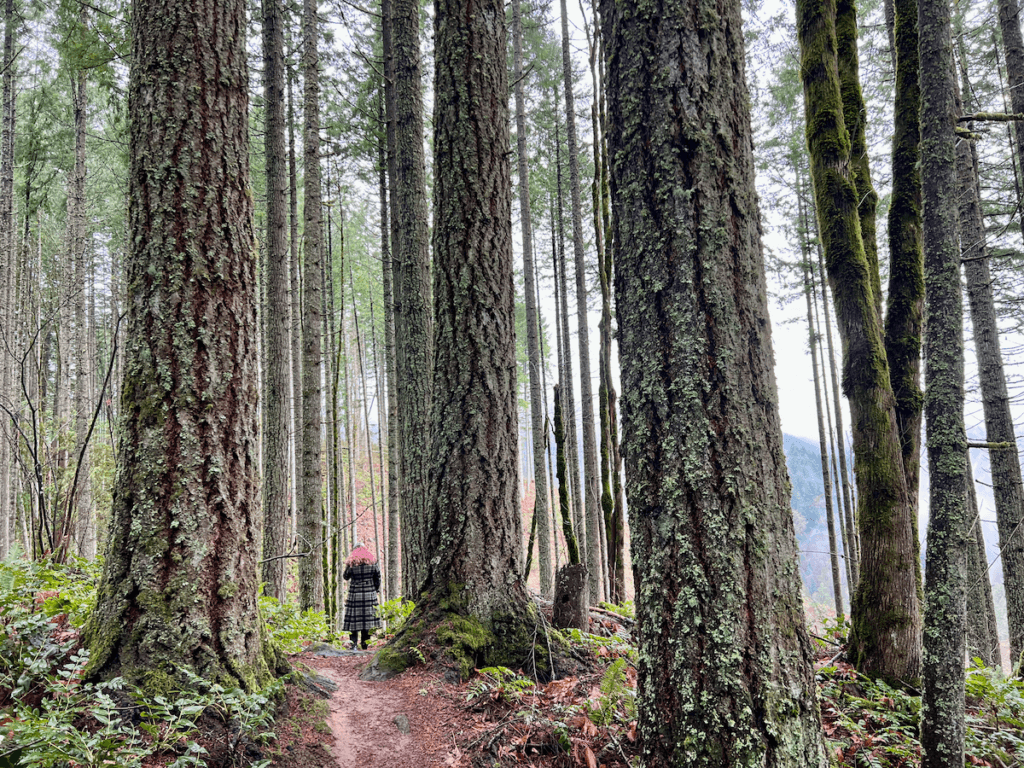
[300,0,324,612]
[84,0,278,690]
[601,0,827,759]
[260,0,291,601]
[392,0,433,598]
[918,0,967,753]
[403,0,539,670]
[513,0,551,597]
[884,0,925,522]
[797,0,922,683]
[835,0,881,317]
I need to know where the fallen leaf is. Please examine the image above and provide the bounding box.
[584,744,598,768]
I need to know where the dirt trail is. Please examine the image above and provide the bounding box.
[300,651,463,767]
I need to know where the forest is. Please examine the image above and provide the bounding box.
[2,0,1024,762]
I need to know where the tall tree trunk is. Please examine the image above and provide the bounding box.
[0,0,15,560]
[392,0,433,598]
[260,0,291,600]
[559,0,602,604]
[402,0,544,671]
[380,46,402,599]
[803,245,844,620]
[797,0,922,682]
[836,0,881,316]
[601,0,827,756]
[552,117,585,568]
[288,69,303,545]
[513,0,551,597]
[919,0,967,754]
[997,0,1024,213]
[958,56,1024,668]
[883,0,925,531]
[816,242,858,582]
[554,383,580,565]
[84,0,280,688]
[300,0,325,611]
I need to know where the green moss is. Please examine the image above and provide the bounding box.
[375,645,414,675]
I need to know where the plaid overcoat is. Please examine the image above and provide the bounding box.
[342,562,382,632]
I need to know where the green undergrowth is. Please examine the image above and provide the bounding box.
[0,554,292,768]
[817,658,1024,766]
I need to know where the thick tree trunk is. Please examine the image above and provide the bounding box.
[601,0,827,759]
[84,0,278,689]
[300,0,325,611]
[407,0,540,669]
[918,0,967,755]
[391,0,433,598]
[260,0,291,601]
[884,0,925,525]
[513,0,551,598]
[559,0,602,604]
[797,0,922,683]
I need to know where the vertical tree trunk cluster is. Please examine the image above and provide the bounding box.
[601,0,827,760]
[513,0,552,597]
[797,0,922,683]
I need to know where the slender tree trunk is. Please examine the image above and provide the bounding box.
[883,0,925,530]
[919,0,967,752]
[260,0,291,600]
[513,0,551,597]
[965,458,1000,668]
[559,0,602,604]
[553,384,580,565]
[797,0,921,682]
[300,0,325,611]
[552,115,585,569]
[601,0,827,754]
[84,0,280,688]
[380,44,402,599]
[816,243,858,582]
[0,0,15,560]
[288,69,303,546]
[957,60,1024,668]
[997,0,1024,207]
[392,0,433,598]
[803,245,843,619]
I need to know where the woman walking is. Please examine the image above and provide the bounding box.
[342,542,382,650]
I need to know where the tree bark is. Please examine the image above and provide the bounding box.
[965,458,1000,668]
[601,0,828,758]
[957,65,1024,667]
[883,0,925,524]
[0,0,15,560]
[391,0,433,598]
[513,0,551,598]
[84,0,279,689]
[409,0,540,667]
[797,0,922,682]
[300,0,325,611]
[918,0,967,754]
[288,68,302,547]
[559,0,602,604]
[260,0,291,601]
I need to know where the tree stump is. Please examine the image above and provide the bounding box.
[552,564,588,630]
